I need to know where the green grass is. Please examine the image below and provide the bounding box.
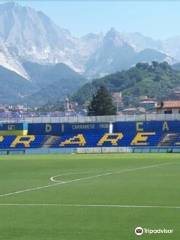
[0,153,180,240]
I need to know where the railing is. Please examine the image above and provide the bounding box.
[0,113,180,123]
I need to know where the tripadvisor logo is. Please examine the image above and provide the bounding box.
[135,227,143,236]
[135,226,174,236]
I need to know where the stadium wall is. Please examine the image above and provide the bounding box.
[0,121,179,151]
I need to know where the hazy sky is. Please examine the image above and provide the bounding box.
[6,1,180,39]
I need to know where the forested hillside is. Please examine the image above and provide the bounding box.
[73,62,180,107]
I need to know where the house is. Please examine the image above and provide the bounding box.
[156,100,180,114]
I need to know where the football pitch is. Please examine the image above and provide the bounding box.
[0,153,179,240]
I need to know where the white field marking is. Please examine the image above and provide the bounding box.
[0,203,180,209]
[50,170,107,183]
[0,162,174,198]
[50,162,173,183]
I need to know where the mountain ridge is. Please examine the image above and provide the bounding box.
[0,2,180,106]
[0,2,178,80]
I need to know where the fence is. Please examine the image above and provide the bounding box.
[1,113,180,123]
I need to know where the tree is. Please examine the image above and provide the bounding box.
[88,86,116,116]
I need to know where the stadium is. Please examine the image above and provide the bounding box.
[0,113,180,239]
[0,1,180,239]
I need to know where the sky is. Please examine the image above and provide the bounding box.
[4,0,180,39]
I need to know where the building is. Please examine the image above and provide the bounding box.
[156,101,180,114]
[139,96,157,112]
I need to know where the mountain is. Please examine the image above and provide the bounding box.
[0,2,82,73]
[0,2,103,77]
[133,48,168,64]
[73,62,180,107]
[0,2,177,80]
[84,29,170,78]
[0,66,35,103]
[23,61,85,86]
[121,32,162,52]
[85,29,135,78]
[22,62,87,105]
[0,2,180,106]
[172,62,180,71]
[120,32,178,63]
[162,37,180,61]
[0,61,86,105]
[0,38,29,79]
[0,2,75,60]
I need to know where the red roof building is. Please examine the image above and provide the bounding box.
[156,101,180,114]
